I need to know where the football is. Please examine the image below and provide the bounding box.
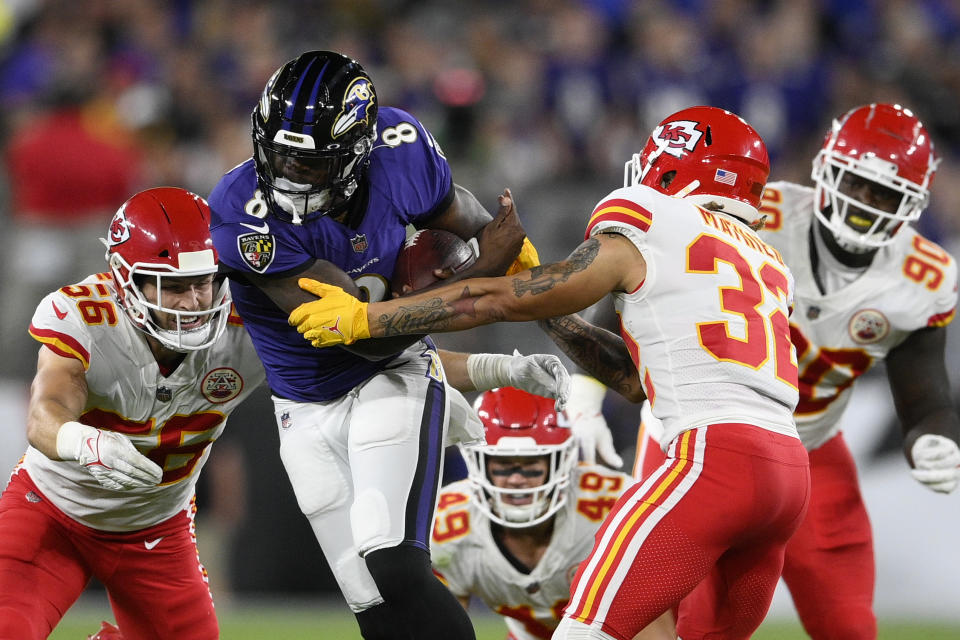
[391,229,477,294]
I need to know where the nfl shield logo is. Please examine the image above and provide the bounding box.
[156,386,172,402]
[238,233,275,272]
[280,411,292,429]
[350,233,368,253]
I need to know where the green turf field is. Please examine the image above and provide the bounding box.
[48,597,960,639]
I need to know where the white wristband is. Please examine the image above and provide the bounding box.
[465,352,513,391]
[56,421,90,461]
[567,374,607,414]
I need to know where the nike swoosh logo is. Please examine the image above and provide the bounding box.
[85,436,98,458]
[52,302,68,320]
[240,221,270,233]
[144,537,164,550]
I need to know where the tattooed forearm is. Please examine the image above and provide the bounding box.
[378,297,460,336]
[512,239,601,297]
[377,286,506,337]
[538,314,646,402]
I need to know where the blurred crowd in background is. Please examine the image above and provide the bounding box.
[1,0,959,602]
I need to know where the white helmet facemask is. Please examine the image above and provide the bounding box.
[812,148,932,254]
[107,247,231,352]
[460,435,578,529]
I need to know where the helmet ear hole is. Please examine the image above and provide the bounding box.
[704,125,712,146]
[659,170,677,190]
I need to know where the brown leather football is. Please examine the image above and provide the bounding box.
[391,229,477,294]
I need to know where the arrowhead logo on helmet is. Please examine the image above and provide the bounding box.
[624,106,770,228]
[812,103,938,253]
[651,120,704,159]
[108,206,131,246]
[102,187,231,353]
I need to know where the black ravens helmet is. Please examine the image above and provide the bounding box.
[252,50,378,224]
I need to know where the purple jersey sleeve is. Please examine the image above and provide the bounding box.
[370,107,454,227]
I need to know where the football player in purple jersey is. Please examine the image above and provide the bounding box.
[207,50,542,640]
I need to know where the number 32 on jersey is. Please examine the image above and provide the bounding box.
[687,234,799,389]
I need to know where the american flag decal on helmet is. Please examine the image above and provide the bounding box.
[714,168,738,185]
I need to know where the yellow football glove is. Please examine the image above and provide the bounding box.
[506,237,540,275]
[289,279,370,347]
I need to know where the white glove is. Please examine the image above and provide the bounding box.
[910,434,960,494]
[567,374,623,469]
[465,350,571,411]
[56,421,163,491]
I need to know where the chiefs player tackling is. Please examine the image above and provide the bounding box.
[0,188,264,639]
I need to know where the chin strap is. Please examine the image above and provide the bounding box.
[672,180,701,198]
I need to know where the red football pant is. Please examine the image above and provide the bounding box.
[635,428,875,640]
[779,433,876,640]
[632,420,664,482]
[0,469,218,640]
[566,424,810,640]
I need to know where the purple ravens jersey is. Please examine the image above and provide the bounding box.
[209,107,453,401]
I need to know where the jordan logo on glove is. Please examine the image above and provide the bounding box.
[323,317,343,338]
[289,278,372,347]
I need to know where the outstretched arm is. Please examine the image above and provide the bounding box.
[290,225,643,348]
[886,326,960,493]
[264,186,530,359]
[373,238,613,335]
[247,258,426,360]
[439,348,571,410]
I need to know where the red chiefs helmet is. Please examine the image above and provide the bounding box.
[460,387,577,528]
[102,187,231,352]
[812,103,938,253]
[625,105,770,226]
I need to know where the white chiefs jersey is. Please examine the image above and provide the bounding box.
[21,273,265,531]
[585,185,800,448]
[759,182,958,450]
[431,465,632,640]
